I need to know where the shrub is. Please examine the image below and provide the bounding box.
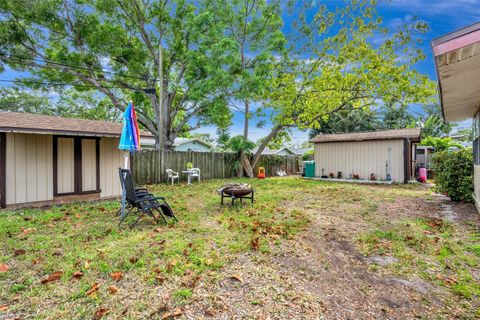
[431,149,473,203]
[419,136,464,152]
[302,149,314,161]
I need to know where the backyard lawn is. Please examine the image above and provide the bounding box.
[0,177,479,319]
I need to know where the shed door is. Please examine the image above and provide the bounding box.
[54,137,100,196]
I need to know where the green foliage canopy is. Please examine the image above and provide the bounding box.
[0,0,234,147]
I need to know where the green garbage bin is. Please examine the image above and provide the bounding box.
[304,161,315,178]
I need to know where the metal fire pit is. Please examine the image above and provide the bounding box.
[218,183,254,206]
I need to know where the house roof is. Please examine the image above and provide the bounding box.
[173,138,212,148]
[309,128,421,143]
[291,147,312,155]
[0,111,153,138]
[432,22,480,122]
[252,146,298,155]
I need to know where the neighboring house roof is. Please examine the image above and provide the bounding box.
[291,147,313,155]
[173,138,212,148]
[252,146,297,155]
[310,128,421,143]
[0,111,153,138]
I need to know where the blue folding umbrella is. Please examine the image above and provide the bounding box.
[118,101,141,218]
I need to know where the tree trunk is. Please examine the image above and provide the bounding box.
[251,124,285,169]
[238,99,255,178]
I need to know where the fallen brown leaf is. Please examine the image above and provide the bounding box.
[86,282,100,297]
[13,249,26,256]
[154,227,163,233]
[229,274,243,283]
[108,285,118,295]
[41,271,63,284]
[162,308,183,319]
[0,263,9,273]
[110,271,123,281]
[204,308,215,316]
[129,257,138,264]
[166,259,177,272]
[0,305,8,312]
[20,227,36,235]
[251,236,260,251]
[93,307,109,319]
[155,273,165,283]
[72,271,84,279]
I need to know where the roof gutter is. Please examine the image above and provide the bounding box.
[0,127,153,138]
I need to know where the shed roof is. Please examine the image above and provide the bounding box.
[0,111,153,138]
[309,128,421,143]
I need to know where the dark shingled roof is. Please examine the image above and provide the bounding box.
[309,128,421,143]
[0,111,153,138]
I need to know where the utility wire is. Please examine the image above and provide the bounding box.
[0,53,156,81]
[0,78,154,92]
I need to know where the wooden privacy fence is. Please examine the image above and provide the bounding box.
[132,150,301,184]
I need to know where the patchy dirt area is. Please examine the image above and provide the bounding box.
[1,179,478,319]
[186,184,480,319]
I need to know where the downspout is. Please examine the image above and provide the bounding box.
[403,139,409,184]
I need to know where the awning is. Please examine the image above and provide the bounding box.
[432,22,480,122]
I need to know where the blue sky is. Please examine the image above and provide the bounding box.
[1,0,478,143]
[196,0,479,145]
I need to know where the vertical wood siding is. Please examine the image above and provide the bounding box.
[82,139,97,192]
[474,165,480,210]
[57,137,75,194]
[100,137,124,198]
[6,133,53,205]
[313,139,405,182]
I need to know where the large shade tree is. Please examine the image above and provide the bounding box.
[247,0,436,170]
[0,0,234,148]
[207,0,286,176]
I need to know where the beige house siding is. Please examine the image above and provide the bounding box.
[4,133,123,207]
[474,165,480,211]
[5,133,53,205]
[82,139,97,192]
[100,137,124,198]
[314,139,405,182]
[56,137,75,194]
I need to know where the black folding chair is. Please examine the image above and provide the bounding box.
[118,169,177,228]
[116,168,150,217]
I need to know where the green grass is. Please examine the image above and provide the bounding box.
[0,177,311,318]
[357,216,480,300]
[0,177,478,318]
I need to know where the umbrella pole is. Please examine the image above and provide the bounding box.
[121,152,129,219]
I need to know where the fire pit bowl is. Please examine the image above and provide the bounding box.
[218,183,254,205]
